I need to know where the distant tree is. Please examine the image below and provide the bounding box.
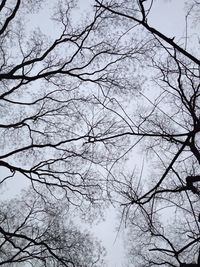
[0,188,106,266]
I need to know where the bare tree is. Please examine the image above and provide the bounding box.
[1,0,200,266]
[0,1,114,265]
[0,0,149,265]
[0,187,106,266]
[91,0,200,266]
[0,0,128,202]
[0,0,147,204]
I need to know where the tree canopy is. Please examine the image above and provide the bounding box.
[0,0,200,266]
